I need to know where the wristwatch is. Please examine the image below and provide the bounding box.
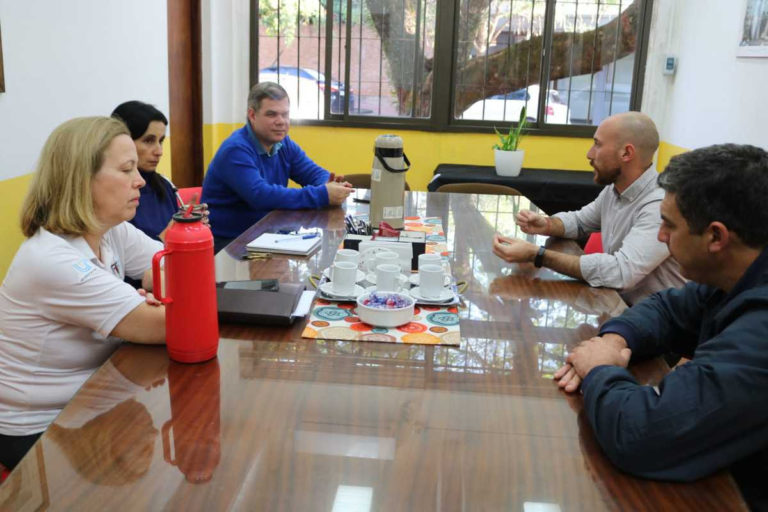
[534,246,546,268]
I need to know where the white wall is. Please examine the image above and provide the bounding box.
[0,0,169,181]
[643,0,768,149]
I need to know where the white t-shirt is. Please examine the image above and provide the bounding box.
[0,223,163,435]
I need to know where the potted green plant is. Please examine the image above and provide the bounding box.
[493,105,528,177]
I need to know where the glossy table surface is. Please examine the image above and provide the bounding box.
[0,192,746,511]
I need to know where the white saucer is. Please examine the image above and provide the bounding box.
[319,282,365,300]
[408,286,455,303]
[364,285,409,295]
[323,267,366,283]
[365,272,409,286]
[408,273,452,286]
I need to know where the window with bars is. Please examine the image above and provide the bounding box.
[252,0,651,132]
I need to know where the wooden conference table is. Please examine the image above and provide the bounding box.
[0,192,745,511]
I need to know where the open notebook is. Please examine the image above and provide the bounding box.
[246,233,322,256]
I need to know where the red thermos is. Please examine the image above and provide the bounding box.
[152,212,219,363]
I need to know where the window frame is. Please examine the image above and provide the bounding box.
[249,0,654,137]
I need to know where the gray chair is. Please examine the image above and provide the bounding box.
[344,173,411,191]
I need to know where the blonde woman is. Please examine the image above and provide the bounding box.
[0,117,166,470]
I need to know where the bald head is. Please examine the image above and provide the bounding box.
[605,112,659,166]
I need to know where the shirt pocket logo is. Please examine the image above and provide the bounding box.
[72,258,97,282]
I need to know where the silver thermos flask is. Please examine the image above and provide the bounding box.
[370,134,410,229]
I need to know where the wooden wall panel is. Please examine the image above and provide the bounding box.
[167,0,203,187]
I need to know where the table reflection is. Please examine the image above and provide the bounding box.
[162,358,221,483]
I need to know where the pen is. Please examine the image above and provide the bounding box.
[274,233,320,243]
[242,251,272,260]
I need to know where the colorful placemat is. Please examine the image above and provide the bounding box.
[301,299,461,346]
[403,216,450,257]
[303,216,461,346]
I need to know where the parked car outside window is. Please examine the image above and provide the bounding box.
[460,84,569,124]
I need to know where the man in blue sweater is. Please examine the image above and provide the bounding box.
[202,82,352,251]
[555,144,768,509]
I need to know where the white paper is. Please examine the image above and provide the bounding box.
[246,233,321,255]
[292,291,317,318]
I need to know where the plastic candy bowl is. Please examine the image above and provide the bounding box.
[356,291,415,328]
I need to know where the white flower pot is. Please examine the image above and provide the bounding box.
[494,149,524,177]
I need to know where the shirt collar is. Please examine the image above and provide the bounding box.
[246,121,283,157]
[614,165,658,202]
[724,245,768,300]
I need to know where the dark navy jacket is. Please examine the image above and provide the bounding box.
[130,171,178,241]
[201,125,330,239]
[584,247,768,509]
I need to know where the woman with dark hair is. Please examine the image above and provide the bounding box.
[111,101,178,241]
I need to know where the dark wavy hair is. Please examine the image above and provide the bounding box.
[111,101,169,199]
[658,144,768,248]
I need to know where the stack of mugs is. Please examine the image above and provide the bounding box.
[327,249,362,297]
[411,253,452,302]
[322,247,453,303]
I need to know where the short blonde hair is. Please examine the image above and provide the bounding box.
[21,116,130,237]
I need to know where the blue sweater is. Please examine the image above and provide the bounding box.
[130,171,178,241]
[585,247,768,508]
[201,125,330,239]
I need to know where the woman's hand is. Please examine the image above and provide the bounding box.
[198,203,210,226]
[137,288,162,306]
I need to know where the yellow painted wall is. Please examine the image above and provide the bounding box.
[204,123,594,191]
[0,139,172,280]
[0,174,34,280]
[657,141,689,171]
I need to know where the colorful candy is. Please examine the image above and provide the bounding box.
[361,292,412,309]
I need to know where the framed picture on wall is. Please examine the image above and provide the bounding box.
[738,0,768,57]
[0,22,5,92]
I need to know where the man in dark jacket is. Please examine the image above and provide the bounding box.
[554,144,768,509]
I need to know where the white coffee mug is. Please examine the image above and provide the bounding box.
[419,263,445,298]
[418,252,442,270]
[335,248,360,266]
[373,250,399,273]
[331,261,358,295]
[376,263,401,292]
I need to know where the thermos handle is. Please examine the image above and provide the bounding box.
[152,249,173,304]
[161,420,176,466]
[374,147,410,173]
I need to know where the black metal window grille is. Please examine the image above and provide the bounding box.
[251,0,651,134]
